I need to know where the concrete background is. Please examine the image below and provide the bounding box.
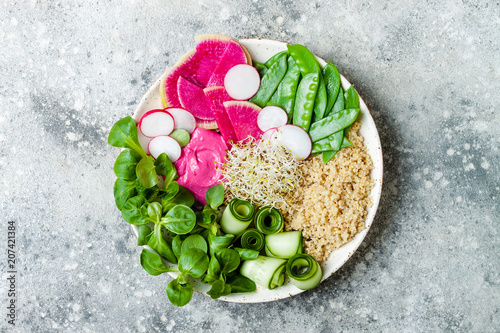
[1,0,499,332]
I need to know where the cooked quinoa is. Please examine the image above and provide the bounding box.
[282,122,374,262]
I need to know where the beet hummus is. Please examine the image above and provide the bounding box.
[174,128,227,204]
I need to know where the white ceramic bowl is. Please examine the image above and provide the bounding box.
[130,38,383,303]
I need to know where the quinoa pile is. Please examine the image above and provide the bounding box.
[282,121,374,262]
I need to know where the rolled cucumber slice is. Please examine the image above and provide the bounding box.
[286,254,323,290]
[220,198,255,235]
[240,255,287,289]
[264,231,303,259]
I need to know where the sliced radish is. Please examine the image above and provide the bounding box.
[148,136,182,162]
[257,106,288,132]
[224,64,260,100]
[165,107,196,134]
[274,125,312,160]
[137,126,152,154]
[139,110,174,138]
[259,128,279,148]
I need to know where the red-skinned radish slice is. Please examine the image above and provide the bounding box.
[137,126,152,154]
[165,107,196,134]
[257,106,288,132]
[148,135,182,162]
[260,128,279,144]
[223,101,263,141]
[273,125,312,160]
[224,64,260,100]
[139,110,174,138]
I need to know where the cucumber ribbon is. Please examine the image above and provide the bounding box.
[286,254,323,290]
[220,198,255,236]
[240,228,265,251]
[254,206,284,235]
[240,255,287,289]
[264,231,303,259]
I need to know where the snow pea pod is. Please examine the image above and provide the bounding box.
[292,72,319,131]
[322,62,341,116]
[331,85,344,114]
[287,44,320,75]
[264,51,288,68]
[309,108,359,142]
[322,150,337,163]
[311,130,343,154]
[343,86,359,136]
[287,44,327,120]
[268,55,301,121]
[250,54,288,107]
[253,61,268,78]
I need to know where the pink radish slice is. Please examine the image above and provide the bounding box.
[148,136,182,162]
[257,106,288,132]
[139,110,175,138]
[273,125,312,160]
[204,86,237,145]
[223,101,263,141]
[177,76,214,120]
[224,64,260,100]
[137,126,152,154]
[165,107,196,134]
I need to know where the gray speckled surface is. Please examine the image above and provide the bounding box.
[1,0,499,332]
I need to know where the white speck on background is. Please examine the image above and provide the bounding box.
[481,159,490,169]
[220,8,230,20]
[66,132,83,141]
[11,17,18,26]
[241,15,248,23]
[74,99,83,111]
[64,262,79,270]
[447,149,455,156]
[464,143,470,150]
[425,181,433,189]
[456,196,462,202]
[276,16,284,24]
[434,172,443,181]
[465,163,475,171]
[166,319,176,331]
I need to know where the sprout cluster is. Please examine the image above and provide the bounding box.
[219,138,304,208]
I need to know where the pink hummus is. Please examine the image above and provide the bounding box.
[174,128,227,204]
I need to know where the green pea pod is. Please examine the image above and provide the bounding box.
[267,55,301,121]
[250,54,288,107]
[322,62,341,116]
[309,108,360,142]
[341,137,353,148]
[264,51,289,68]
[292,72,319,131]
[313,76,328,120]
[344,86,360,108]
[253,61,268,77]
[331,86,345,114]
[343,86,359,137]
[287,44,320,75]
[322,150,337,163]
[311,130,343,154]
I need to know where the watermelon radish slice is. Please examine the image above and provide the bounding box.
[139,109,174,138]
[137,125,152,154]
[165,107,196,134]
[223,101,263,141]
[160,68,203,108]
[273,125,312,160]
[204,86,237,145]
[195,117,218,130]
[224,64,261,100]
[177,76,214,120]
[148,135,182,162]
[257,106,288,132]
[207,41,250,87]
